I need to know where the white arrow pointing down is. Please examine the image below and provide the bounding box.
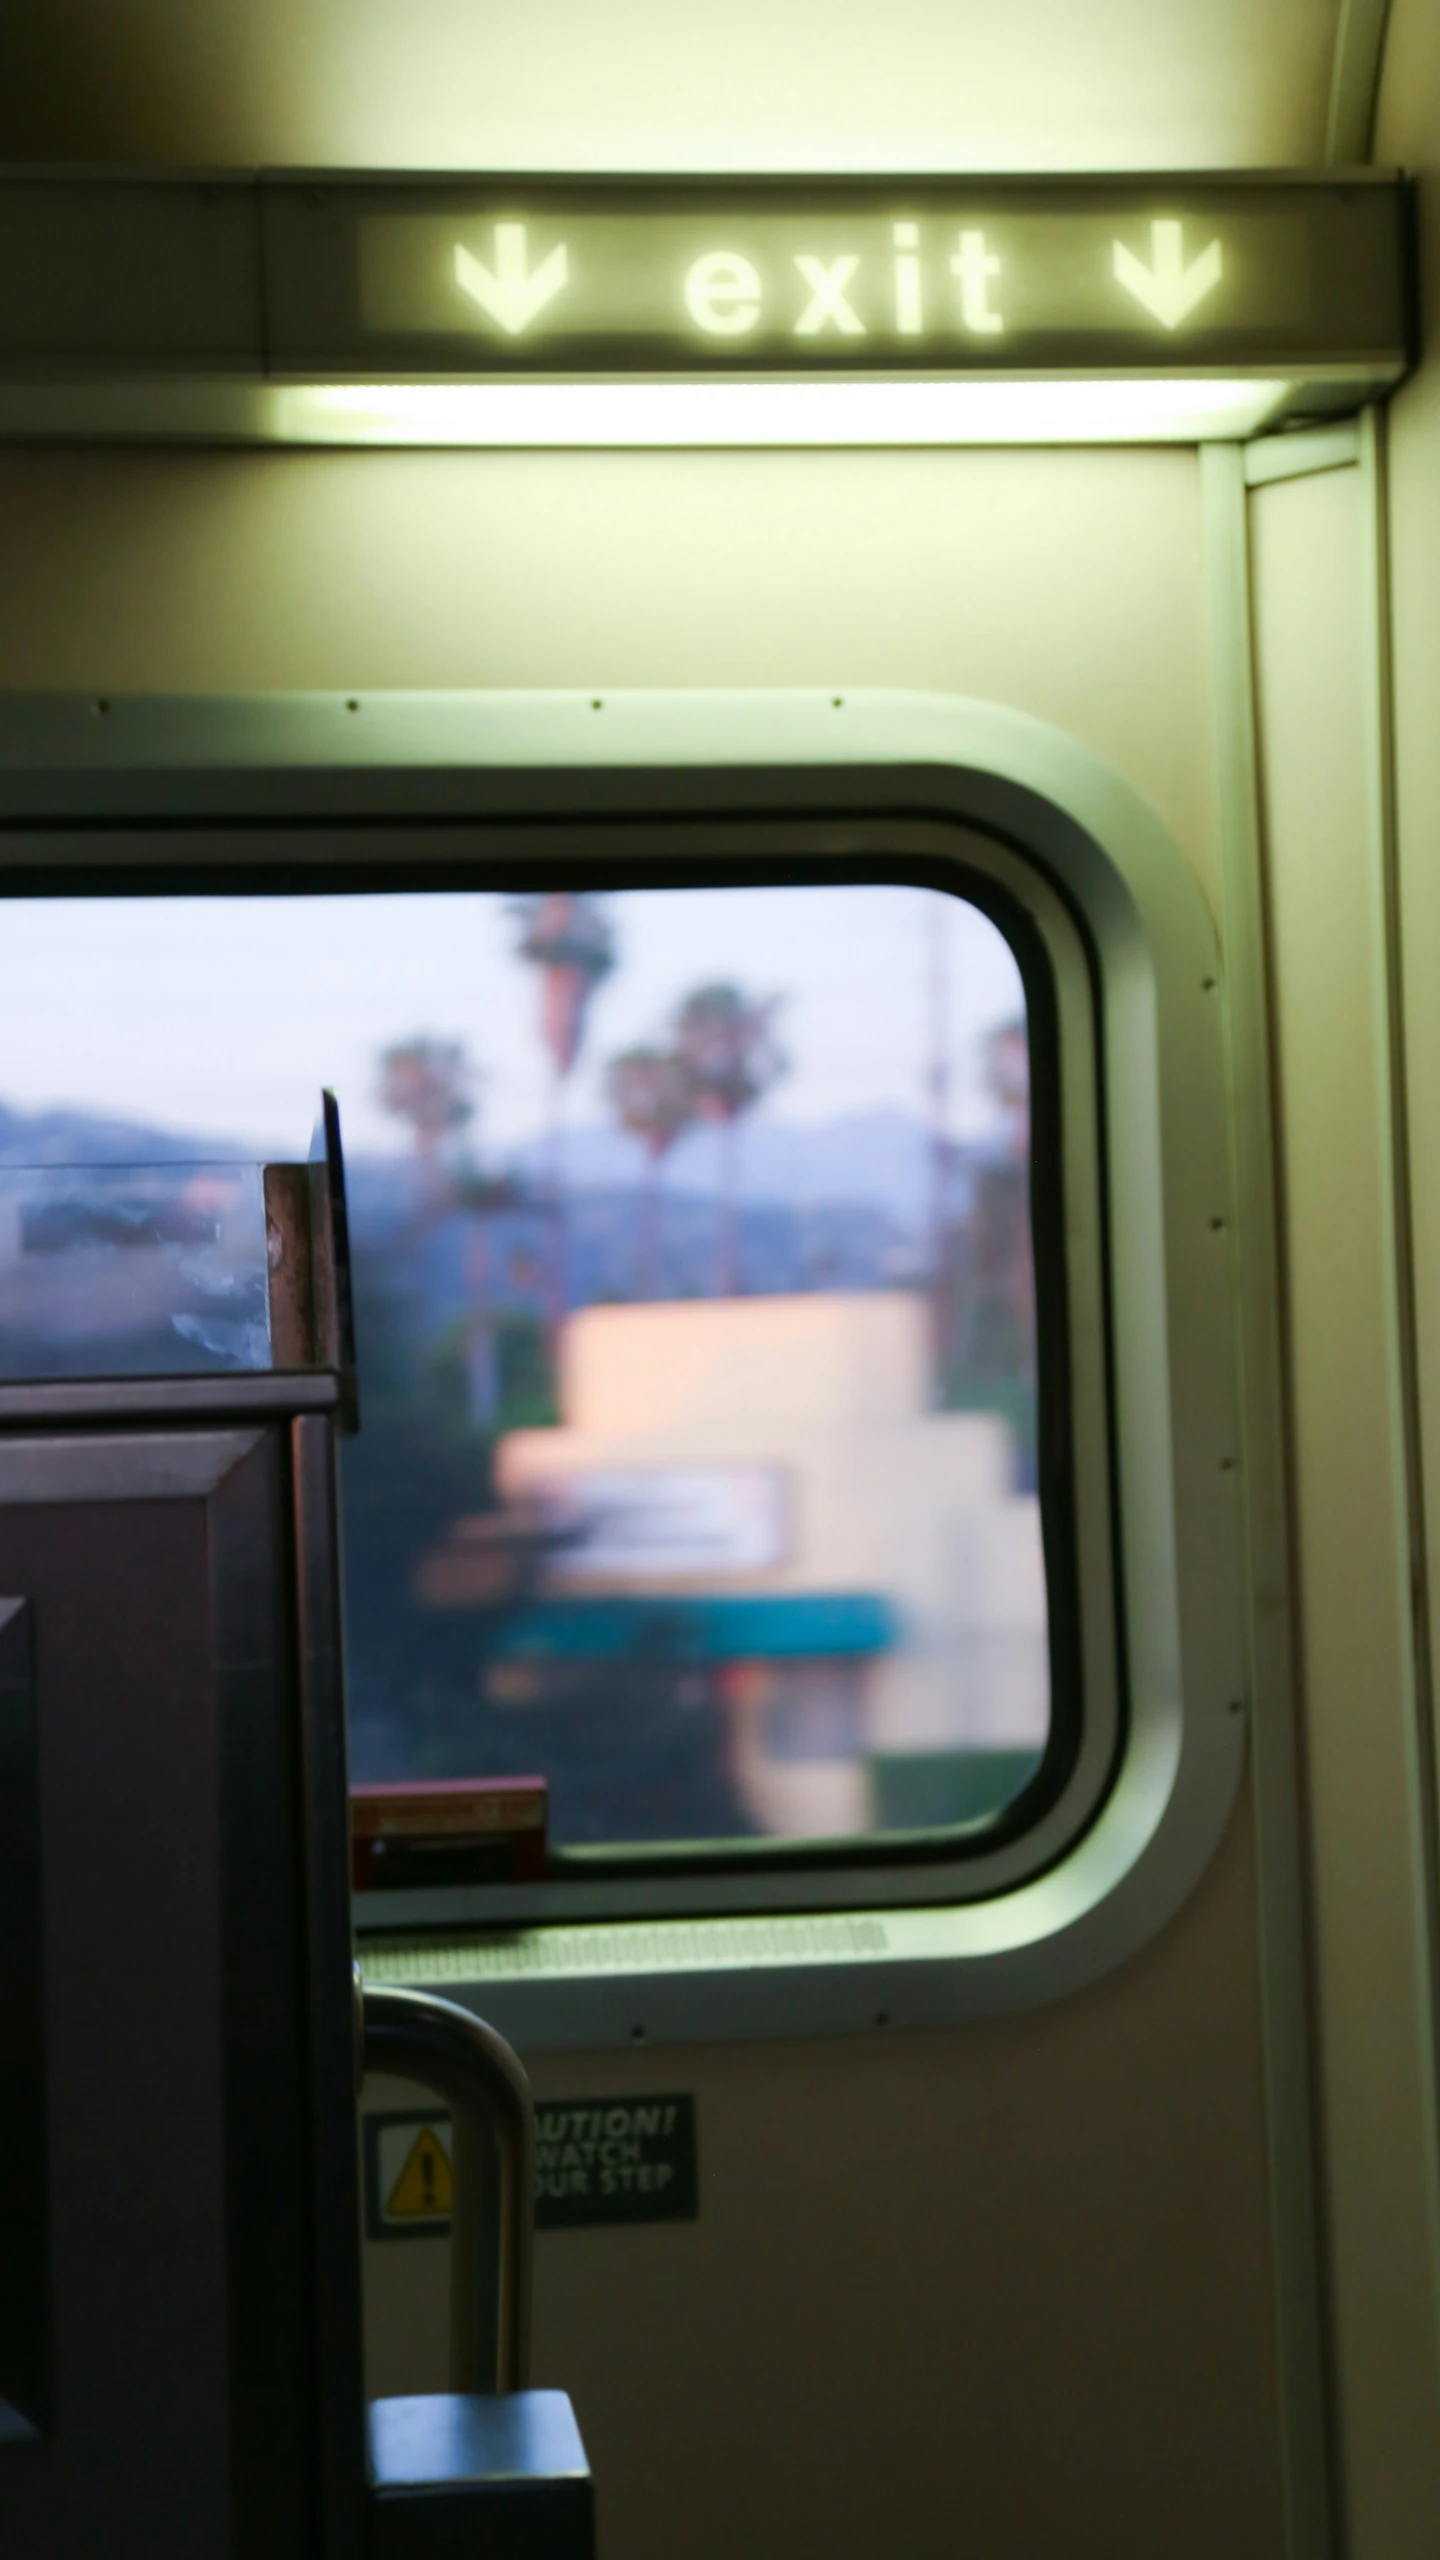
[454,225,569,335]
[1112,221,1223,329]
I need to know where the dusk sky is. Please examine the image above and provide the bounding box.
[0,881,1024,1161]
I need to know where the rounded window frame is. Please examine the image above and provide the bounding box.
[0,687,1246,2042]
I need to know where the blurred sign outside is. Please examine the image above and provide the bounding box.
[544,1468,788,1580]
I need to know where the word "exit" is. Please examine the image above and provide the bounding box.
[682,229,1007,338]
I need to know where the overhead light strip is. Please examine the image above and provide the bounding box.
[275,376,1293,447]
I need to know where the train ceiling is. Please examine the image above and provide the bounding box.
[0,1,1362,175]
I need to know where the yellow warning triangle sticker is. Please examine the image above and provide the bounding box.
[386,2126,453,2220]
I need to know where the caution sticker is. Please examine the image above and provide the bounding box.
[362,2093,698,2238]
[364,2110,453,2241]
[534,2094,697,2228]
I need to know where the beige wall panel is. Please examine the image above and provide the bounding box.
[365,1797,1283,2560]
[0,444,1219,906]
[1374,4,1440,2540]
[0,412,1280,2549]
[1250,460,1440,2558]
[1379,0,1440,1834]
[0,0,1338,175]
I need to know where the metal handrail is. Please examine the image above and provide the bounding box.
[359,1979,535,2394]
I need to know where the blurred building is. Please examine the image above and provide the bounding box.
[491,1293,1048,1837]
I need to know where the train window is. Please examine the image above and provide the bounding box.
[0,871,1079,1888]
[0,692,1248,2022]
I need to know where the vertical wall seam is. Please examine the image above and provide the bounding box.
[1200,441,1340,2560]
[1326,0,1397,165]
[1356,400,1440,2329]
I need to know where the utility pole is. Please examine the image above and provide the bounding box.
[928,899,950,1404]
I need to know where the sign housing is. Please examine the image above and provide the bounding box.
[0,167,1413,445]
[264,173,1409,391]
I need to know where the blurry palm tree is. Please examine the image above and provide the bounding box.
[606,1044,696,1298]
[377,1038,493,1423]
[377,1038,477,1210]
[672,983,786,1295]
[985,1017,1031,1158]
[510,894,616,1324]
[510,894,616,1083]
[947,1014,1037,1478]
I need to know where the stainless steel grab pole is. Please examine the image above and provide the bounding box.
[359,1980,535,2394]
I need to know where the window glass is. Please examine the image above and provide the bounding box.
[0,1160,270,1374]
[0,881,1049,1851]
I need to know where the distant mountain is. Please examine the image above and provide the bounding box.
[0,1096,980,1340]
[0,1099,981,1246]
[0,1102,253,1167]
[505,1108,974,1236]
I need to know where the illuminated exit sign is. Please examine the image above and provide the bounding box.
[262,175,1410,381]
[0,169,1412,444]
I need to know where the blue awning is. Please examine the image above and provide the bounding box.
[490,1591,898,1664]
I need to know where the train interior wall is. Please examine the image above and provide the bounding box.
[2,0,1440,2554]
